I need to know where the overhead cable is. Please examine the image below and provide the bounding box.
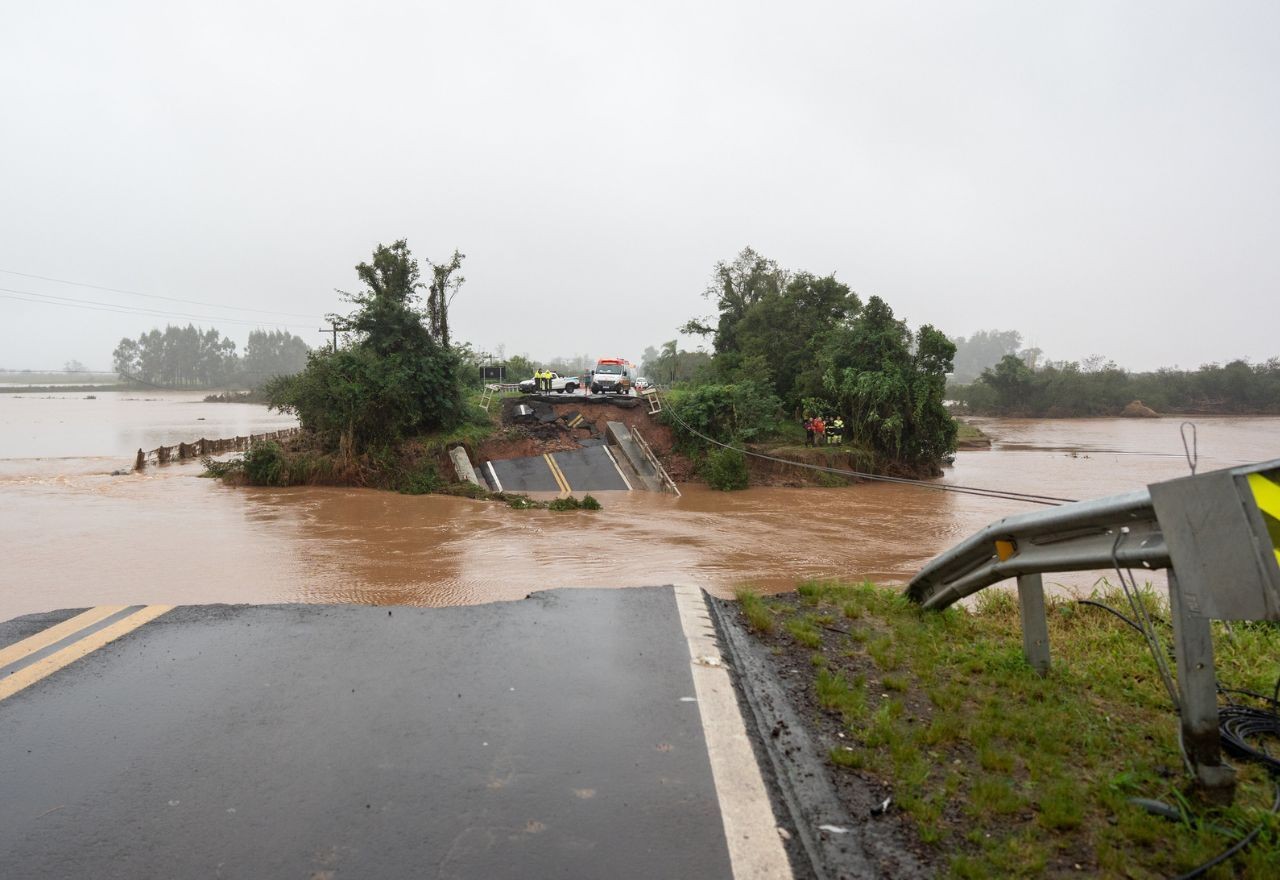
[0,267,321,319]
[657,394,1077,506]
[0,287,314,331]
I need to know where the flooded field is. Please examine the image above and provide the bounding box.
[1,392,1276,621]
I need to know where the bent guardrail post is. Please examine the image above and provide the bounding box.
[906,457,1280,803]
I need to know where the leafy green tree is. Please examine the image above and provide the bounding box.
[682,247,789,376]
[266,240,465,455]
[732,272,861,409]
[979,354,1036,413]
[822,297,956,469]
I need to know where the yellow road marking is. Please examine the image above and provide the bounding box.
[543,453,571,493]
[0,605,127,670]
[0,605,172,703]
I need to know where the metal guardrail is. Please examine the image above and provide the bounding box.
[479,383,522,410]
[629,425,681,497]
[907,488,1166,611]
[906,457,1280,803]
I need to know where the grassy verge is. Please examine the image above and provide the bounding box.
[955,421,988,443]
[736,580,1280,878]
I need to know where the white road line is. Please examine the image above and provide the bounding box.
[672,584,791,879]
[601,445,633,491]
[486,460,503,493]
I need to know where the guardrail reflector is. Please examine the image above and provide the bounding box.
[995,540,1017,561]
[1246,470,1280,566]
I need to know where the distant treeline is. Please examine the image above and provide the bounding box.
[112,325,309,389]
[950,356,1280,417]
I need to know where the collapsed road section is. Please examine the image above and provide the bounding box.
[457,394,680,495]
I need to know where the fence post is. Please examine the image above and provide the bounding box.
[1016,572,1051,676]
[135,449,145,471]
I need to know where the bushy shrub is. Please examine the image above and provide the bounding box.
[704,446,749,490]
[242,441,287,485]
[664,381,781,452]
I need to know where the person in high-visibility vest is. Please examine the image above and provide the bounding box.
[831,416,845,445]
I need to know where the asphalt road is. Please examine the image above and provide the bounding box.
[486,446,630,494]
[0,588,785,879]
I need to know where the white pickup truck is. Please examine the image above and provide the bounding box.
[518,372,580,394]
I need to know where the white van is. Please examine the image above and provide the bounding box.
[590,358,635,395]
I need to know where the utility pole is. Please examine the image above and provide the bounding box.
[319,321,351,352]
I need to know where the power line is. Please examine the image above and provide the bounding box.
[0,286,316,331]
[658,392,1077,506]
[0,267,322,320]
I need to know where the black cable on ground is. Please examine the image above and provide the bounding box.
[1169,782,1280,880]
[1083,562,1280,878]
[1219,704,1280,774]
[1075,599,1145,635]
[658,395,1078,506]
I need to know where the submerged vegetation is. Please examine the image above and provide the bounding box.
[737,580,1280,878]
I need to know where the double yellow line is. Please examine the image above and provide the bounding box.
[543,453,571,494]
[0,605,171,703]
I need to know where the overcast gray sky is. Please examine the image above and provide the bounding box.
[2,1,1276,373]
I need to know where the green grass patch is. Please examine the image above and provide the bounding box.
[751,579,1280,878]
[736,588,775,635]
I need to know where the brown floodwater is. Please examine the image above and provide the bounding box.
[1,392,1276,621]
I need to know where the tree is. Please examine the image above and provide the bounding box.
[267,240,465,455]
[112,339,139,379]
[243,330,309,382]
[949,329,1022,383]
[427,250,465,348]
[732,272,862,409]
[640,340,711,386]
[979,354,1036,413]
[823,296,956,470]
[111,324,238,386]
[682,246,789,374]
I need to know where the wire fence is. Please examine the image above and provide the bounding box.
[134,427,301,470]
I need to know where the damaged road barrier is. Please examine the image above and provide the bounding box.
[908,457,1280,803]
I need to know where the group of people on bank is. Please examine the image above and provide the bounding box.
[802,414,844,446]
[533,369,555,392]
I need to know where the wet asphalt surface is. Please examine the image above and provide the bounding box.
[486,446,629,493]
[0,588,733,879]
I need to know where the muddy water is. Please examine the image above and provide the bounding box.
[1,393,1276,621]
